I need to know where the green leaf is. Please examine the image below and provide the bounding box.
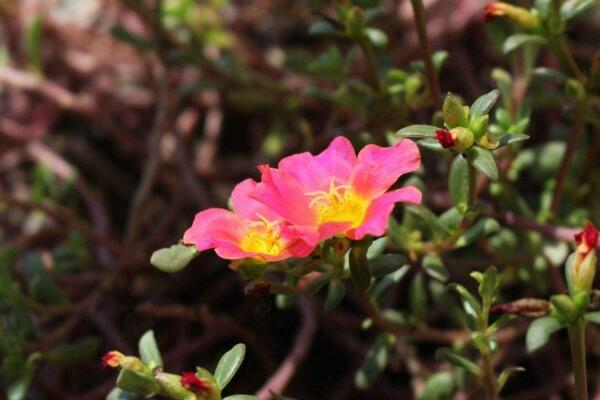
[395,124,439,139]
[526,316,563,353]
[106,388,140,400]
[138,330,162,368]
[585,311,600,324]
[309,21,337,36]
[370,265,411,302]
[405,205,450,240]
[449,283,481,315]
[369,253,406,277]
[454,218,501,248]
[443,93,468,128]
[355,333,396,389]
[496,134,529,147]
[449,155,470,214]
[470,89,500,119]
[419,372,455,400]
[409,273,427,321]
[365,28,388,47]
[324,280,346,311]
[560,0,600,20]
[150,244,198,273]
[478,266,499,303]
[497,366,525,394]
[488,314,517,334]
[349,245,372,290]
[435,348,482,377]
[422,253,449,282]
[418,138,446,152]
[223,396,260,400]
[502,34,546,54]
[23,253,66,306]
[24,14,43,73]
[7,353,41,400]
[467,147,499,181]
[215,343,246,390]
[116,368,160,396]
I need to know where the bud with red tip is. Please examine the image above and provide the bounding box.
[566,223,599,294]
[435,128,474,152]
[102,351,125,368]
[484,2,540,30]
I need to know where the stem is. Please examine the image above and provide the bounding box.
[358,40,383,93]
[548,34,585,81]
[409,0,441,108]
[568,319,588,400]
[550,98,590,216]
[482,351,498,400]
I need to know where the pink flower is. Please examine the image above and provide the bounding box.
[183,179,317,261]
[251,137,422,241]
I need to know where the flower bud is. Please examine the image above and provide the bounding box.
[180,368,221,400]
[566,223,599,294]
[102,351,149,374]
[102,351,125,368]
[484,2,540,30]
[153,371,196,400]
[550,294,578,323]
[477,132,498,150]
[435,128,474,152]
[442,93,469,128]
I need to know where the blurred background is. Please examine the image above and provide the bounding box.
[1,0,600,399]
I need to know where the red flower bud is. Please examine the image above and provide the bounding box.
[102,351,124,368]
[181,371,209,392]
[435,129,456,149]
[484,3,505,21]
[575,222,599,252]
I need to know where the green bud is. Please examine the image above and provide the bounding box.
[195,368,221,400]
[154,371,196,400]
[469,115,489,139]
[550,294,578,323]
[566,251,597,294]
[443,93,469,128]
[477,132,498,150]
[449,127,474,152]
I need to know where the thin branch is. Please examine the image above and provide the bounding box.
[255,297,317,400]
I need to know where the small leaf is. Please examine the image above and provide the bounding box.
[497,366,525,394]
[419,372,455,400]
[308,21,337,36]
[106,388,140,400]
[449,284,481,315]
[138,330,162,368]
[586,311,600,324]
[150,244,198,273]
[418,138,445,152]
[355,333,396,389]
[443,93,468,128]
[324,280,346,311]
[215,343,246,390]
[370,265,411,302]
[405,205,450,240]
[496,134,529,147]
[478,266,499,303]
[365,28,388,47]
[454,218,501,248]
[467,147,499,181]
[395,124,439,139]
[470,89,500,119]
[409,273,427,321]
[449,155,470,214]
[560,0,600,20]
[502,34,546,54]
[526,316,563,353]
[369,253,406,277]
[435,348,482,377]
[488,314,517,334]
[422,253,449,282]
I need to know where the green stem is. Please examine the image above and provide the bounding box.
[481,351,498,400]
[548,34,585,82]
[409,0,441,108]
[358,40,383,93]
[568,319,588,400]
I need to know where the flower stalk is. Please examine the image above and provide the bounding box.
[568,318,588,400]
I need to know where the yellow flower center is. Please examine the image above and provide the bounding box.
[306,181,368,228]
[239,216,283,256]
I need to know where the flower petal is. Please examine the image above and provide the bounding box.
[278,136,356,190]
[182,208,245,251]
[352,139,420,198]
[252,165,317,226]
[231,178,279,220]
[348,186,422,240]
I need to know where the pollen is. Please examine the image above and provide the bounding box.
[239,216,283,256]
[306,181,368,228]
